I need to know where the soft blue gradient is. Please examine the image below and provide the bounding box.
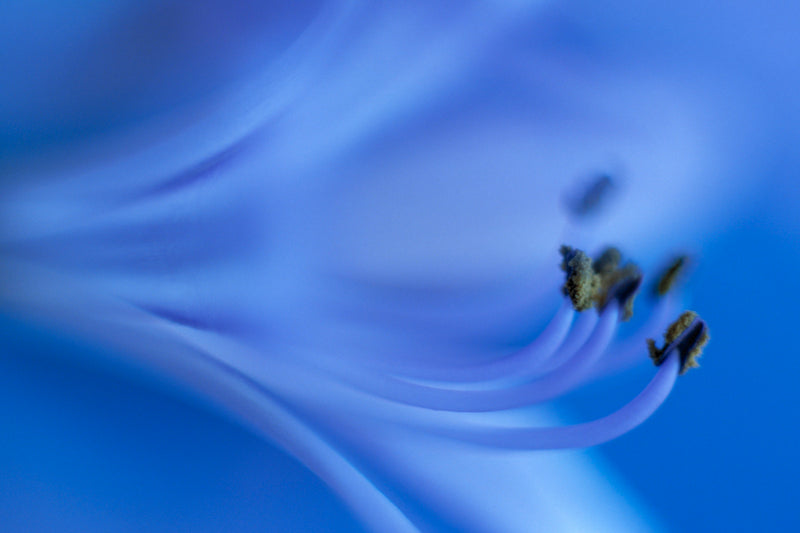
[2,1,800,532]
[0,317,367,533]
[564,195,800,531]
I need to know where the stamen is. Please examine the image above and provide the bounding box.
[560,246,598,311]
[595,263,642,321]
[647,311,709,374]
[560,244,642,320]
[653,255,689,296]
[533,308,598,375]
[566,173,616,218]
[591,292,678,376]
[314,304,619,412]
[592,247,622,276]
[429,348,680,450]
[384,299,576,383]
[266,244,699,454]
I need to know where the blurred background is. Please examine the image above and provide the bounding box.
[2,1,799,531]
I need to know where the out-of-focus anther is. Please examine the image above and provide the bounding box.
[592,247,622,276]
[565,174,616,218]
[647,311,709,374]
[653,255,690,296]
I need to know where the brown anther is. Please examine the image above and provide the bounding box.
[654,255,689,296]
[593,247,622,276]
[592,247,641,321]
[560,246,599,311]
[560,245,642,320]
[600,267,643,321]
[647,311,710,375]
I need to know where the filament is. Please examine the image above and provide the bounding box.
[591,292,678,377]
[384,298,575,383]
[531,308,598,376]
[305,303,619,412]
[430,348,680,449]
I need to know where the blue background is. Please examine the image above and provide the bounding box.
[3,1,800,531]
[581,200,800,531]
[0,319,368,532]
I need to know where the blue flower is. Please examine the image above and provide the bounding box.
[0,2,762,532]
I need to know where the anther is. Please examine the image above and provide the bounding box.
[653,255,689,296]
[560,245,599,311]
[560,245,642,320]
[647,311,709,374]
[593,247,622,276]
[601,267,643,321]
[566,174,616,217]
